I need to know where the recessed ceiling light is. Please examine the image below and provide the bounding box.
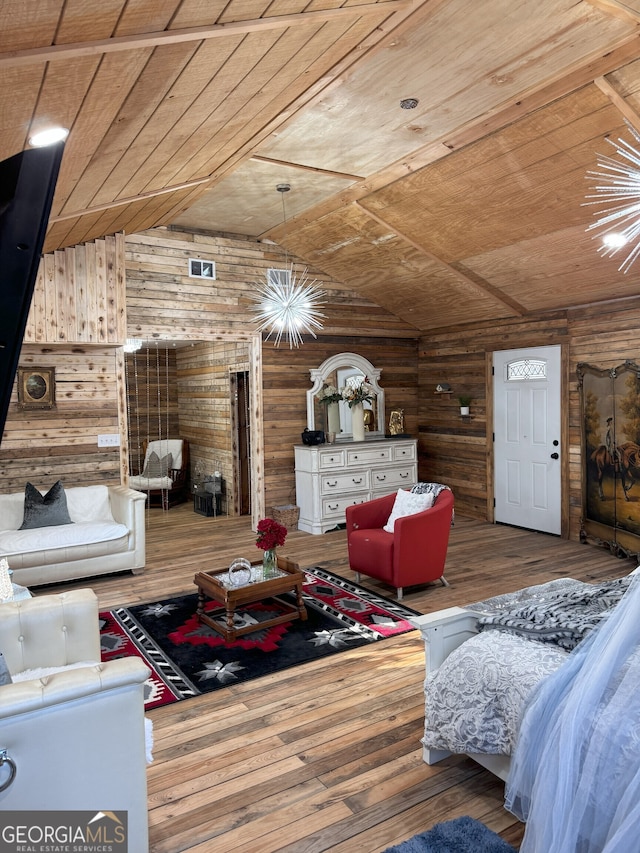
[400,98,419,110]
[29,127,69,148]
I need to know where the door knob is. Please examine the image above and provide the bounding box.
[550,452,559,459]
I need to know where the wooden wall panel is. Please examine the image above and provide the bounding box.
[418,299,640,545]
[125,227,418,516]
[23,234,126,344]
[176,341,249,514]
[262,335,419,511]
[125,227,416,340]
[0,346,121,494]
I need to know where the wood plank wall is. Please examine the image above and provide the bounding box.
[176,341,250,513]
[125,227,419,515]
[0,234,128,495]
[262,335,419,510]
[4,219,634,542]
[126,227,416,339]
[0,346,122,493]
[418,299,640,542]
[125,346,179,474]
[23,235,126,345]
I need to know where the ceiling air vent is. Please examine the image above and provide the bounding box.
[188,258,215,279]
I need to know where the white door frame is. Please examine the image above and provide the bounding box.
[487,344,568,536]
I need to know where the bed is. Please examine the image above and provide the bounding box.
[409,573,635,782]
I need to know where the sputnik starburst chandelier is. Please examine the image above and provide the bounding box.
[251,184,325,348]
[585,120,640,273]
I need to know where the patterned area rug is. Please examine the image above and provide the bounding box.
[99,567,419,709]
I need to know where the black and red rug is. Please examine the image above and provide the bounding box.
[99,567,419,709]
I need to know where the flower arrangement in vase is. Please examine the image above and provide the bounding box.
[316,383,342,436]
[256,517,287,579]
[340,376,375,441]
[340,375,375,407]
[316,383,342,405]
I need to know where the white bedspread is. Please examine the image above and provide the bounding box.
[423,631,568,755]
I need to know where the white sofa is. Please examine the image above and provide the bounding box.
[0,484,147,587]
[0,589,150,851]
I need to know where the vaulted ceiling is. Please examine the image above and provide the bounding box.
[5,0,640,333]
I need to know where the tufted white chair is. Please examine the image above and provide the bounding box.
[0,589,150,850]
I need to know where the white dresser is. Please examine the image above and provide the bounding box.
[294,438,418,534]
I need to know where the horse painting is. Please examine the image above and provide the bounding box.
[591,442,640,500]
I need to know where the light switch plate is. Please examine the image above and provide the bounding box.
[97,434,120,447]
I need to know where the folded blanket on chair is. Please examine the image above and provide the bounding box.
[411,483,454,525]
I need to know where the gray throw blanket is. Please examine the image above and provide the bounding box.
[477,576,632,650]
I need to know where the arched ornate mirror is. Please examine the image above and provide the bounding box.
[307,353,385,440]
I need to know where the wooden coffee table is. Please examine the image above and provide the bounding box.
[193,555,308,642]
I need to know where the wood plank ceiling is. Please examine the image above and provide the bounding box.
[5,0,640,332]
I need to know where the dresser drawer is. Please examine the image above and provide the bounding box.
[371,465,416,491]
[322,470,370,494]
[323,493,368,518]
[317,449,346,470]
[346,445,392,467]
[392,442,416,462]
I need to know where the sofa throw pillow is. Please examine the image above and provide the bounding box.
[19,480,73,530]
[383,488,434,533]
[141,451,172,479]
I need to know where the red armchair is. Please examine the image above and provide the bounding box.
[346,488,454,600]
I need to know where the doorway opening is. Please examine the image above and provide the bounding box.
[232,370,251,516]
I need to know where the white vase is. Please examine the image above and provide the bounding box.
[327,401,341,435]
[351,402,365,442]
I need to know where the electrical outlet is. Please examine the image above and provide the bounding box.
[97,434,120,447]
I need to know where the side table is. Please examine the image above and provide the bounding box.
[194,492,214,516]
[193,491,222,517]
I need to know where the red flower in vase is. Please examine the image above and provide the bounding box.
[256,518,287,551]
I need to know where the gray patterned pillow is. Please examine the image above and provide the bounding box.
[19,480,73,530]
[141,451,172,478]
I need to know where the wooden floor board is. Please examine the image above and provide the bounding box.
[43,503,638,852]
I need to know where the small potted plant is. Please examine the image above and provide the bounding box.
[458,395,472,416]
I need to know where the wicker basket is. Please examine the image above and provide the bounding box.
[268,504,300,530]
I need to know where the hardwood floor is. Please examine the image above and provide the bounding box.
[47,505,637,852]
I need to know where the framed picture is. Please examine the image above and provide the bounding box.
[17,367,56,409]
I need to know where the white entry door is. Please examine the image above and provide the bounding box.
[493,345,562,535]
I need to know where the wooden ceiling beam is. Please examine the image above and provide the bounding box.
[48,178,208,224]
[585,0,640,26]
[354,201,527,316]
[594,75,640,131]
[251,155,364,182]
[0,1,411,68]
